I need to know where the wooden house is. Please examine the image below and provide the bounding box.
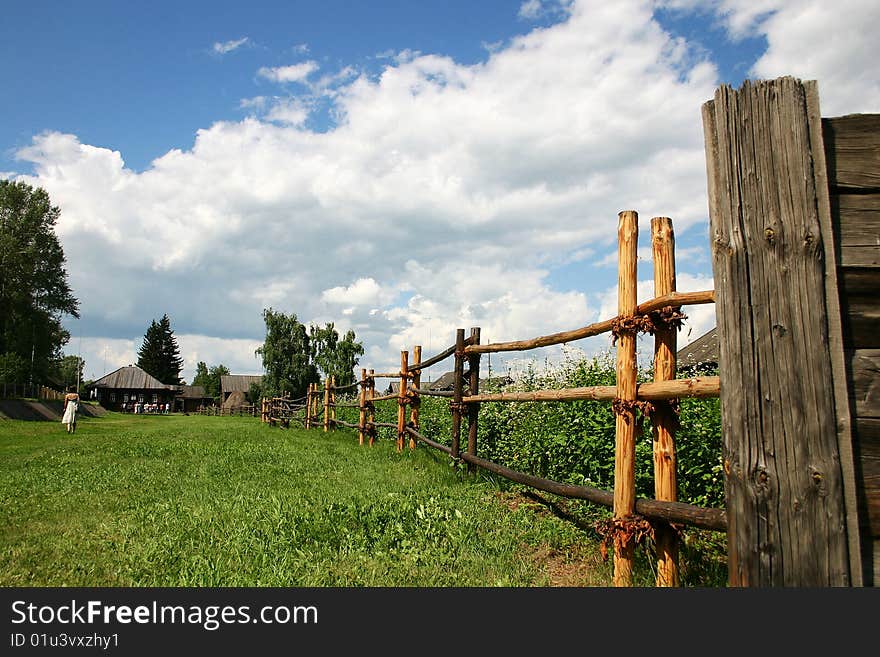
[676,327,719,374]
[175,385,214,413]
[220,375,262,403]
[86,365,180,411]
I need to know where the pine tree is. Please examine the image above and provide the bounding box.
[136,314,184,385]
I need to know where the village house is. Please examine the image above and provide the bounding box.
[86,365,180,411]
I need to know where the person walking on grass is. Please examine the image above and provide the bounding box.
[62,387,79,434]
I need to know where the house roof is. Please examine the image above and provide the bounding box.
[221,375,263,393]
[177,385,212,399]
[88,365,178,390]
[427,371,457,391]
[677,327,719,369]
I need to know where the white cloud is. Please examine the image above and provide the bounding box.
[682,0,880,114]
[213,37,250,55]
[519,0,544,19]
[257,61,319,84]
[17,0,875,383]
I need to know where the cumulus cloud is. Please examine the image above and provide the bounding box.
[213,37,250,55]
[16,0,876,383]
[669,0,880,114]
[257,61,319,84]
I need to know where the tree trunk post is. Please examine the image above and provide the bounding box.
[409,346,421,449]
[451,329,466,460]
[613,209,639,587]
[368,369,376,446]
[467,327,481,472]
[358,368,367,445]
[396,351,409,452]
[323,378,330,433]
[651,216,680,587]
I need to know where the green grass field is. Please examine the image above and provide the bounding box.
[0,412,638,587]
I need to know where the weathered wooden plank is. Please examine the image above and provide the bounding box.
[840,247,880,268]
[808,83,866,587]
[840,293,880,350]
[847,350,880,418]
[834,194,880,244]
[823,114,880,190]
[854,418,880,537]
[703,77,851,586]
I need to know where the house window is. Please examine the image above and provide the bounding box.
[138,394,144,402]
[110,392,116,402]
[123,393,129,402]
[152,394,158,403]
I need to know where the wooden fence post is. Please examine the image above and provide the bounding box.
[451,329,466,460]
[396,351,409,452]
[702,77,859,585]
[330,376,337,427]
[467,327,481,471]
[368,369,376,446]
[613,209,639,587]
[323,378,330,433]
[358,368,367,445]
[651,216,680,587]
[409,346,421,449]
[305,384,312,429]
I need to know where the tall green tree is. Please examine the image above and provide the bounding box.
[0,180,79,384]
[255,308,317,398]
[310,323,364,388]
[52,354,85,393]
[191,361,229,399]
[136,314,184,385]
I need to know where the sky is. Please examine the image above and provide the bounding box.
[2,0,878,385]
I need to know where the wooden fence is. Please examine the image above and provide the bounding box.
[262,77,877,588]
[264,211,719,588]
[0,382,65,401]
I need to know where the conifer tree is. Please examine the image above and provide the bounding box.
[136,314,184,385]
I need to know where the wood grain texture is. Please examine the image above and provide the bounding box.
[613,210,639,587]
[822,115,880,190]
[651,216,680,587]
[703,77,851,586]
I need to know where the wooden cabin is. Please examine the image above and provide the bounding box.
[86,365,180,411]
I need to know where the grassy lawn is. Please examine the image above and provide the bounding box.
[0,412,630,587]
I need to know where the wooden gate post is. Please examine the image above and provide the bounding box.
[613,209,639,587]
[409,346,421,449]
[651,216,680,587]
[702,77,859,585]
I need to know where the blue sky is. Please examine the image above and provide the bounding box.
[2,0,878,383]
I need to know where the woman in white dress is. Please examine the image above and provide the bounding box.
[62,389,79,434]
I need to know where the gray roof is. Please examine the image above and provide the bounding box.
[677,327,719,369]
[89,365,178,390]
[427,371,457,391]
[177,385,212,399]
[221,375,263,393]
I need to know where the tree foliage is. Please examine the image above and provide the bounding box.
[52,354,85,393]
[255,310,364,398]
[255,309,317,398]
[0,179,79,384]
[310,323,365,388]
[136,314,184,385]
[191,361,229,399]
